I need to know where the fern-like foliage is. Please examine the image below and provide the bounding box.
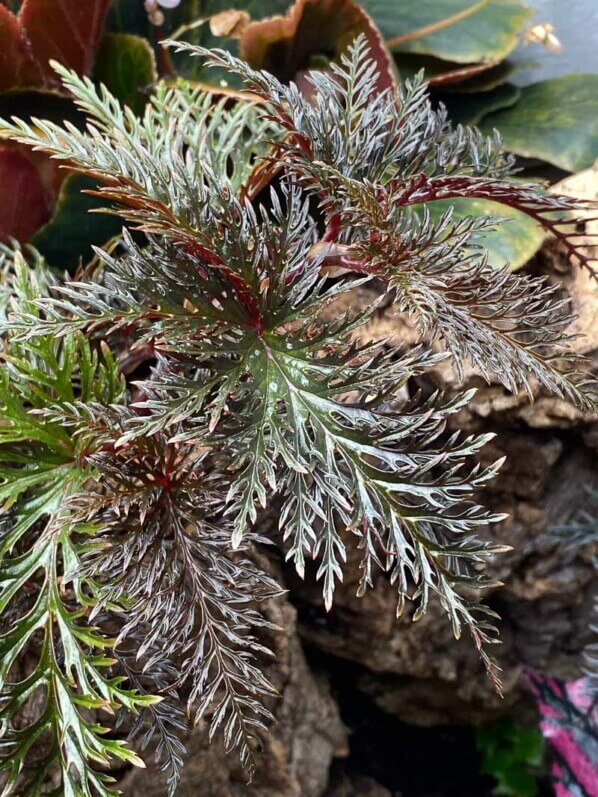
[0,37,595,793]
[0,254,279,794]
[71,417,281,769]
[0,254,150,796]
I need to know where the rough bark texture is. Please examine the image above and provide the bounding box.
[326,774,391,797]
[124,167,597,795]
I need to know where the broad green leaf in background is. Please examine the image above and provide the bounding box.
[364,0,532,64]
[94,33,157,115]
[31,174,123,270]
[166,0,398,89]
[480,74,598,172]
[438,82,521,125]
[183,0,531,66]
[425,197,547,271]
[170,0,531,90]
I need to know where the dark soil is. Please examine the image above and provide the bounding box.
[308,647,552,797]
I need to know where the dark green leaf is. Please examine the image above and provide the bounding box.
[94,33,157,116]
[480,74,598,172]
[438,82,521,125]
[31,173,123,270]
[107,0,153,36]
[476,719,545,797]
[364,0,532,64]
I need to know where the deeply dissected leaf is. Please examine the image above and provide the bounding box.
[0,254,146,795]
[480,74,598,172]
[0,517,152,796]
[94,33,158,116]
[184,41,595,383]
[31,173,124,270]
[0,32,596,792]
[0,64,281,251]
[0,245,280,790]
[81,427,281,772]
[0,146,49,242]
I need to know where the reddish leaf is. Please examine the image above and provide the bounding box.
[23,145,66,202]
[427,60,497,87]
[0,146,50,243]
[19,0,111,84]
[394,52,498,89]
[240,0,397,94]
[0,4,40,91]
